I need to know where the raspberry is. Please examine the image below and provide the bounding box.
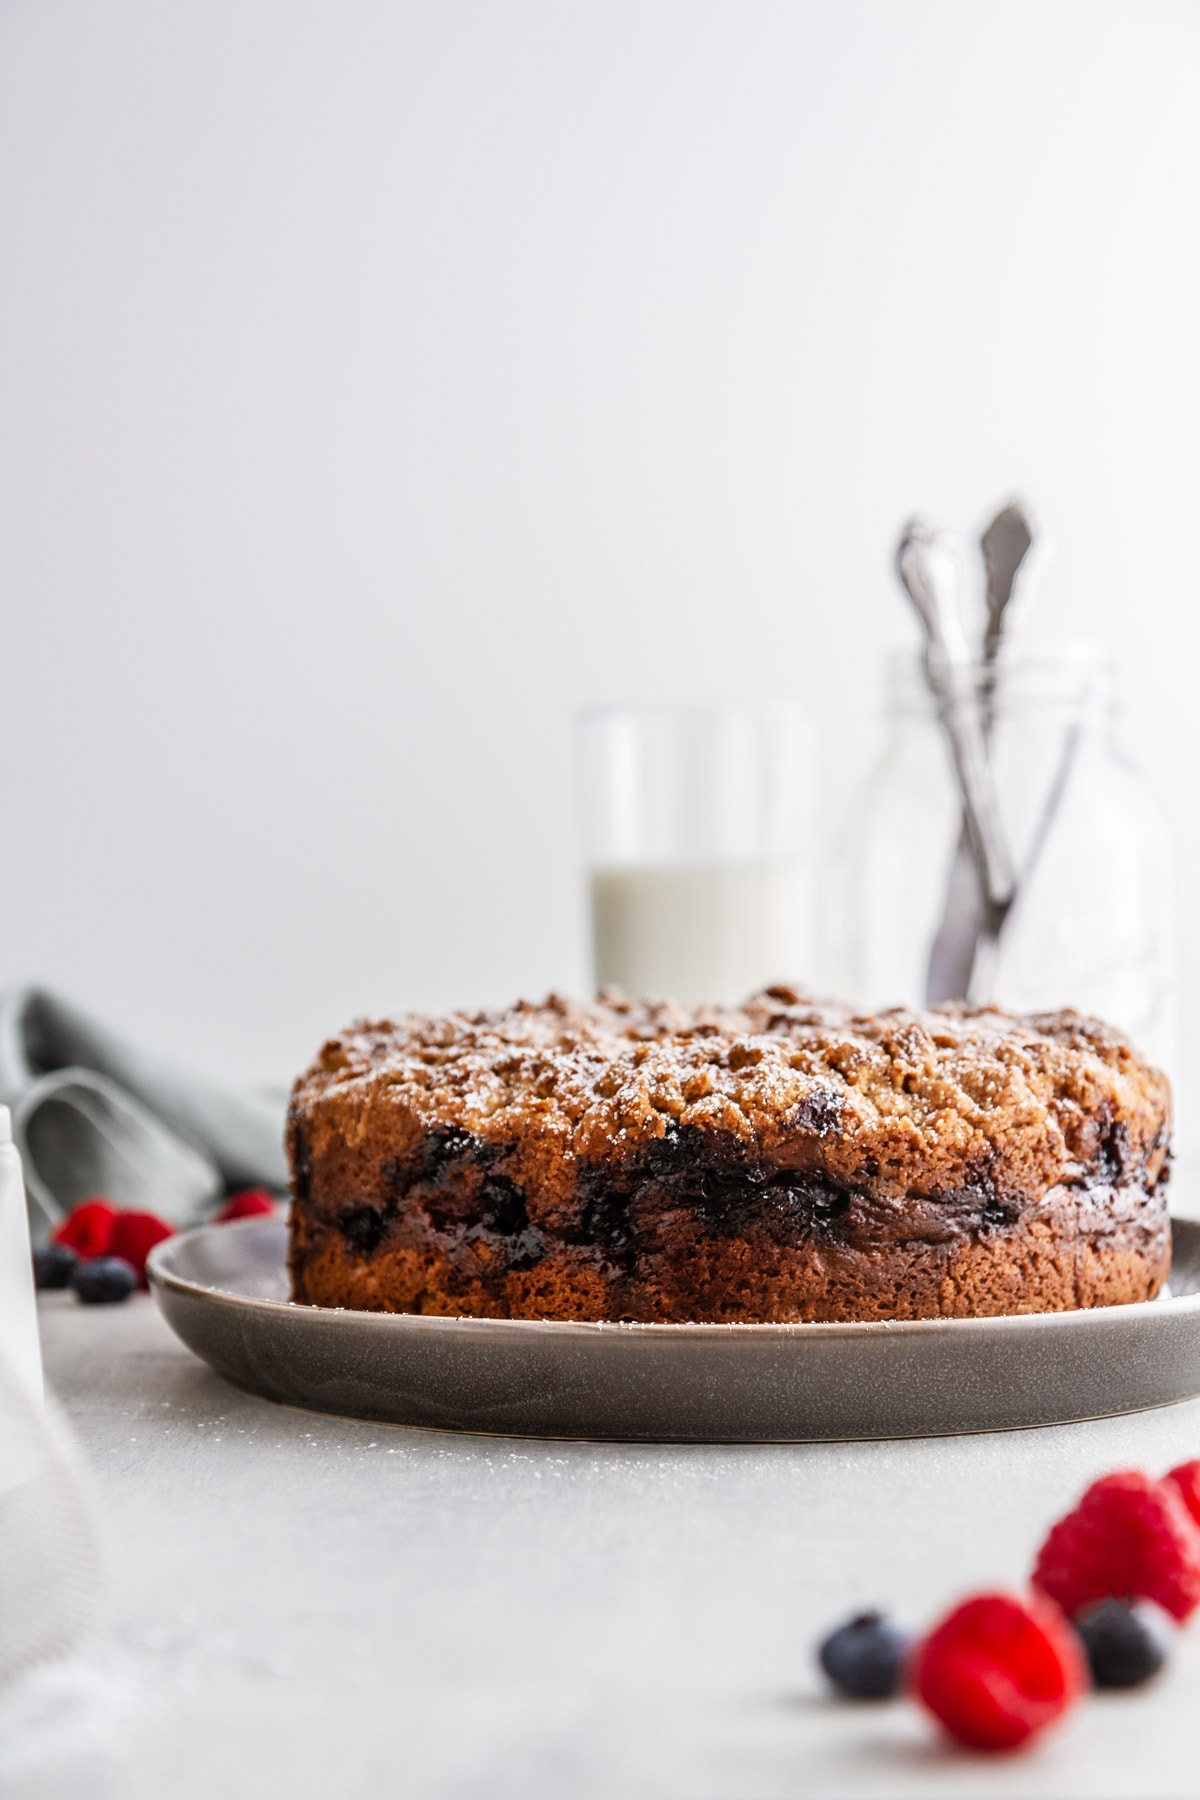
[1033,1470,1200,1623]
[108,1211,175,1286]
[51,1199,117,1258]
[1165,1460,1200,1528]
[215,1189,277,1222]
[912,1592,1084,1752]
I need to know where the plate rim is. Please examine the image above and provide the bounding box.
[147,1213,1200,1345]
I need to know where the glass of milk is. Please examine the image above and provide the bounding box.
[577,702,813,1005]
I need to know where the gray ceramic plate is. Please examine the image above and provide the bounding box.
[148,1216,1200,1442]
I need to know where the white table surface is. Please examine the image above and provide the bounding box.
[8,1289,1200,1800]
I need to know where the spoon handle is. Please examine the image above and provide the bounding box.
[924,503,1033,1003]
[896,524,1015,913]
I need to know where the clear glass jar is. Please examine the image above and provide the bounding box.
[827,642,1176,1072]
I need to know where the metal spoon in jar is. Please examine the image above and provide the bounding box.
[895,519,1016,988]
[924,502,1033,1004]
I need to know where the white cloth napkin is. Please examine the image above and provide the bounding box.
[0,986,287,1235]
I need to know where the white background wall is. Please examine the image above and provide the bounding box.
[2,2,1199,1128]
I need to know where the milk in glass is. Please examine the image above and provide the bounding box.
[591,863,811,1004]
[579,702,814,1005]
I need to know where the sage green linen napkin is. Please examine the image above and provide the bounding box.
[0,986,287,1235]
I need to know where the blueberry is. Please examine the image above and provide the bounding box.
[1073,1599,1167,1689]
[70,1255,137,1305]
[818,1610,910,1699]
[33,1242,79,1290]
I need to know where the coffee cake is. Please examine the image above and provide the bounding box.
[286,989,1172,1323]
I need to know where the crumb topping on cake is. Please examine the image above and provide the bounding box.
[291,986,1171,1210]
